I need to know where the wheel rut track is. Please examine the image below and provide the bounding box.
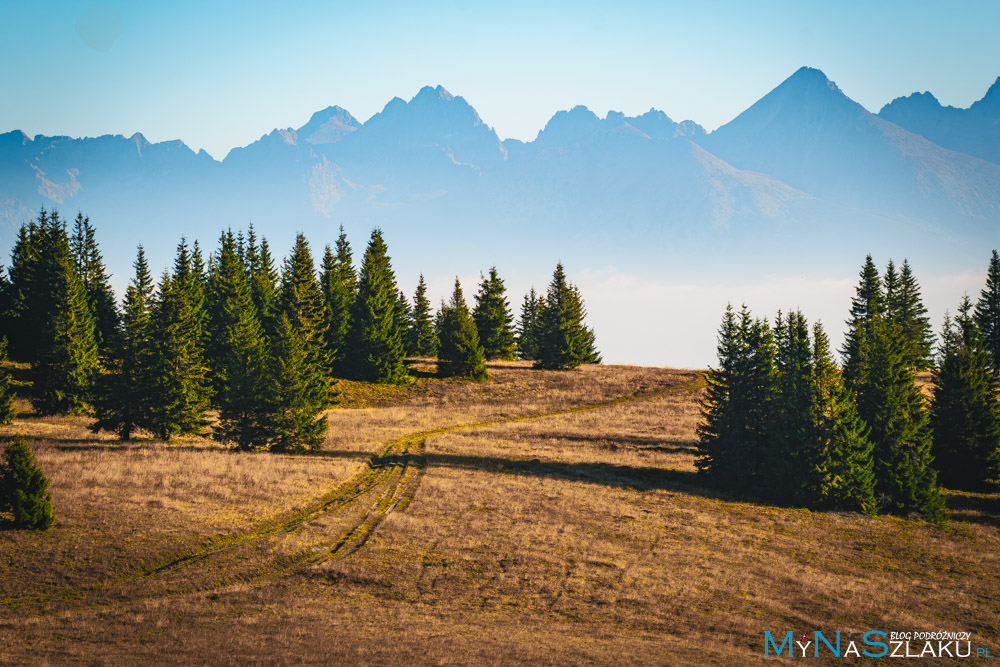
[3,374,705,614]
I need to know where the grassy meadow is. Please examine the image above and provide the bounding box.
[1,361,998,665]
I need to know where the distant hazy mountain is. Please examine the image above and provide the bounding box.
[0,69,997,355]
[879,77,1000,166]
[697,67,1000,233]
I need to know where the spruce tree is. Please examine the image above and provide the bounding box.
[769,310,814,503]
[408,274,438,356]
[91,247,155,440]
[69,213,120,356]
[737,313,778,496]
[279,233,330,396]
[173,238,208,349]
[696,305,776,495]
[696,304,745,488]
[321,225,356,374]
[345,229,408,384]
[805,322,876,513]
[148,270,212,438]
[891,260,934,370]
[0,337,16,425]
[883,259,899,318]
[31,211,100,415]
[5,216,43,361]
[437,278,488,381]
[268,313,328,453]
[517,288,544,360]
[0,438,53,530]
[846,311,946,521]
[396,288,412,356]
[931,298,1000,490]
[842,255,882,387]
[975,250,1000,372]
[535,263,600,370]
[245,226,280,338]
[472,267,516,360]
[206,232,272,450]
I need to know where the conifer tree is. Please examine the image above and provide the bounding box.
[31,211,100,415]
[535,263,600,370]
[279,233,330,395]
[0,337,16,425]
[737,313,778,495]
[345,229,408,384]
[437,278,488,381]
[769,310,814,502]
[804,322,876,512]
[321,225,356,374]
[268,313,328,453]
[206,232,272,450]
[472,267,517,360]
[5,216,43,361]
[696,304,745,489]
[396,288,412,356]
[883,259,899,317]
[0,438,53,530]
[173,238,208,348]
[91,247,155,440]
[517,288,544,360]
[845,311,945,521]
[205,230,244,385]
[148,270,212,438]
[69,213,120,356]
[245,226,280,337]
[931,298,1000,490]
[975,250,1000,372]
[408,274,438,356]
[842,255,882,386]
[889,260,934,370]
[433,300,447,349]
[696,305,776,495]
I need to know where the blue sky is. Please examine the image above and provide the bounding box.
[2,0,999,159]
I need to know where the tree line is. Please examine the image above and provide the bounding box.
[0,210,600,453]
[698,254,1000,522]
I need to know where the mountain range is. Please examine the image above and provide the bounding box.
[1,67,998,364]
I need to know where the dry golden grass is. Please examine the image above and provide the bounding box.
[0,361,998,665]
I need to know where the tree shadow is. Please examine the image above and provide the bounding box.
[361,449,730,499]
[943,488,1000,529]
[541,432,700,454]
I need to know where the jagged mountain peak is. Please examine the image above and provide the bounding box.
[882,90,942,111]
[1,130,31,146]
[708,67,865,144]
[365,85,488,131]
[786,66,841,92]
[297,105,360,145]
[534,106,601,144]
[412,84,455,102]
[972,76,1000,111]
[876,73,1000,166]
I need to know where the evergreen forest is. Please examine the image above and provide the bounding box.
[0,210,600,453]
[697,254,1000,522]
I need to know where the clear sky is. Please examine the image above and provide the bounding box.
[2,0,999,160]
